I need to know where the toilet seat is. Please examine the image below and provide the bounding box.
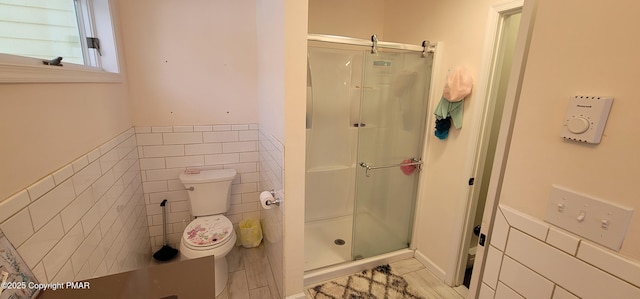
[182,215,234,250]
[179,217,236,298]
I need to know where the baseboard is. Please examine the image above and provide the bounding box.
[285,292,306,299]
[414,249,447,281]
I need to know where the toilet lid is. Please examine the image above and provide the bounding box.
[183,216,233,248]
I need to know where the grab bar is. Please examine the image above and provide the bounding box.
[359,158,423,177]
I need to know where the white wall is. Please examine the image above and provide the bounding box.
[118,0,258,126]
[256,0,308,297]
[500,0,640,261]
[384,0,506,277]
[308,0,385,40]
[475,0,640,297]
[256,0,285,143]
[383,0,640,284]
[255,0,286,297]
[282,0,308,295]
[0,83,132,202]
[0,129,150,284]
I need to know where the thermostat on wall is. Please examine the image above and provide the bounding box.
[560,95,613,144]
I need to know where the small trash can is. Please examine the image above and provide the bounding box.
[238,218,263,248]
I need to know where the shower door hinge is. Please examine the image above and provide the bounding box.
[468,177,475,186]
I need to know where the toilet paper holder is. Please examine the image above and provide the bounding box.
[266,190,281,207]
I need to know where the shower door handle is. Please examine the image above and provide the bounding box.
[359,158,423,177]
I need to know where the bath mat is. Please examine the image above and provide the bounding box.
[308,264,425,299]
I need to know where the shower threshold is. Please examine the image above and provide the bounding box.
[303,248,414,287]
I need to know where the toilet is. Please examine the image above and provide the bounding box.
[179,168,237,297]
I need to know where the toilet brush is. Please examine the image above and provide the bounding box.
[153,199,178,261]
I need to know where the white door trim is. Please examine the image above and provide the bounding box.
[466,0,539,297]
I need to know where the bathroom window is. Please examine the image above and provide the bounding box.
[0,0,121,83]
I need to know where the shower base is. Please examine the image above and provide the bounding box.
[304,212,411,273]
[304,215,353,271]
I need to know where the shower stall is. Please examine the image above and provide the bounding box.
[304,34,435,272]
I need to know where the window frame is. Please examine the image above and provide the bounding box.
[0,0,122,84]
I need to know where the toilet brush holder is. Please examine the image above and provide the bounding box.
[153,199,178,261]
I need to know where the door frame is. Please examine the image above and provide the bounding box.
[441,0,540,292]
[448,0,525,287]
[465,0,539,297]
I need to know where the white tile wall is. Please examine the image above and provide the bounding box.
[491,209,510,252]
[0,190,30,224]
[0,128,150,284]
[29,180,76,230]
[546,227,580,255]
[259,128,284,298]
[495,282,524,299]
[1,208,34,247]
[499,256,554,298]
[483,246,504,290]
[500,205,549,241]
[136,124,261,252]
[576,241,640,287]
[481,204,640,299]
[479,283,496,299]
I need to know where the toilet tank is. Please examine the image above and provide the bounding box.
[179,169,237,217]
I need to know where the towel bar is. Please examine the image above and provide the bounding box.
[358,158,423,177]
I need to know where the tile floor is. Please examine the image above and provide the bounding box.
[204,245,465,299]
[218,243,280,299]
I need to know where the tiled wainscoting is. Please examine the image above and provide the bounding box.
[136,124,261,251]
[480,204,640,298]
[0,128,150,284]
[258,128,284,298]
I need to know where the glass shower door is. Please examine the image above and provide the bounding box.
[352,51,432,259]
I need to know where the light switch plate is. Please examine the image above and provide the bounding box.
[544,185,633,251]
